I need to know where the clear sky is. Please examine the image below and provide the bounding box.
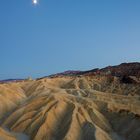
[0,0,140,79]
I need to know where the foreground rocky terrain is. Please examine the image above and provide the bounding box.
[0,63,140,140]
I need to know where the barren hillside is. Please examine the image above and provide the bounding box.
[0,63,140,140]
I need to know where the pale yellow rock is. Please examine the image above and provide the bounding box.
[0,76,140,140]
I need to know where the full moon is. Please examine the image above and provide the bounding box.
[32,0,38,5]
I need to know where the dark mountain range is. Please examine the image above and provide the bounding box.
[0,79,24,83]
[46,62,140,78]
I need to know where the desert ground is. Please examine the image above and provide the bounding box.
[0,63,140,140]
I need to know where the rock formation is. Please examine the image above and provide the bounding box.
[0,63,140,140]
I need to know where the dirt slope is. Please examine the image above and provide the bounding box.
[0,69,140,140]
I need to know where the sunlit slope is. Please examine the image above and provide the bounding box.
[3,92,118,140]
[0,83,26,120]
[0,76,140,140]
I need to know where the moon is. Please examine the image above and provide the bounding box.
[32,0,38,5]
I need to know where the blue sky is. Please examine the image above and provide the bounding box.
[0,0,140,79]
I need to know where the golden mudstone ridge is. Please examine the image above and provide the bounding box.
[0,76,140,140]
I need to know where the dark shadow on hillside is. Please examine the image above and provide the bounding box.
[80,122,96,140]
